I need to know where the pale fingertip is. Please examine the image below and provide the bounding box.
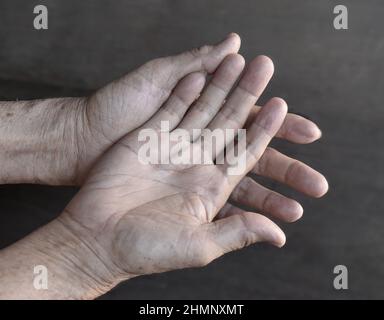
[270,97,288,112]
[224,53,246,70]
[252,55,275,76]
[281,201,304,223]
[184,71,206,87]
[306,123,322,142]
[314,125,322,139]
[202,34,241,73]
[263,97,288,126]
[273,228,286,248]
[190,72,207,90]
[174,72,206,102]
[292,121,322,143]
[226,32,241,48]
[251,214,286,248]
[218,32,241,53]
[257,212,286,247]
[313,174,329,198]
[237,55,274,96]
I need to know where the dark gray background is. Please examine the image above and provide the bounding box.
[0,0,383,299]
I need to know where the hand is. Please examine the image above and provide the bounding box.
[0,33,240,185]
[59,55,289,297]
[0,53,328,300]
[85,46,328,224]
[75,33,241,183]
[0,32,327,198]
[229,106,328,223]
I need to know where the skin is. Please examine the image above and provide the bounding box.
[0,34,326,219]
[0,34,328,299]
[0,33,241,185]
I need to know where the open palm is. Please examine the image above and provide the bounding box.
[62,54,303,281]
[77,34,327,211]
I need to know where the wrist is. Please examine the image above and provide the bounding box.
[42,212,128,299]
[0,212,128,299]
[0,97,87,185]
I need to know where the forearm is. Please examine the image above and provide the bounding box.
[0,213,125,299]
[0,98,86,185]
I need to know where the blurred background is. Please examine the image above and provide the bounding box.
[0,0,383,299]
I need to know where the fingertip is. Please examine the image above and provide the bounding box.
[190,72,207,97]
[216,33,241,54]
[184,71,206,85]
[204,34,242,73]
[285,201,304,223]
[313,124,322,139]
[231,53,246,68]
[237,55,274,96]
[262,97,288,128]
[277,113,323,144]
[211,53,245,89]
[305,122,322,142]
[225,32,241,51]
[222,53,246,70]
[261,213,286,247]
[191,71,207,89]
[249,97,288,138]
[313,174,329,198]
[273,228,286,248]
[248,213,286,248]
[251,55,275,76]
[269,97,288,115]
[173,72,206,103]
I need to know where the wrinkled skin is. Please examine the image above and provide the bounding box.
[0,34,328,300]
[75,34,327,224]
[62,50,328,281]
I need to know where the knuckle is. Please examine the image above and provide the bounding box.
[237,177,253,202]
[261,191,274,213]
[284,160,300,183]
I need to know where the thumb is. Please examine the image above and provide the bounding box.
[207,206,286,257]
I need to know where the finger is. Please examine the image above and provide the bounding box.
[145,72,206,130]
[177,53,245,133]
[246,106,322,144]
[206,205,286,259]
[169,32,242,76]
[138,33,241,93]
[93,33,240,135]
[223,97,287,182]
[253,147,329,198]
[207,55,275,134]
[204,56,274,159]
[229,176,303,222]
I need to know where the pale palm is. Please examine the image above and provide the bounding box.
[63,53,290,280]
[76,34,327,224]
[63,51,328,279]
